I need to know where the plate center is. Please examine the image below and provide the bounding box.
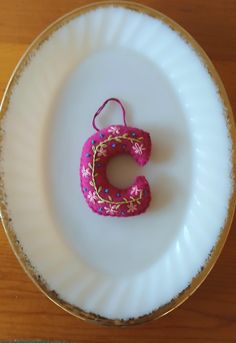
[47,48,192,275]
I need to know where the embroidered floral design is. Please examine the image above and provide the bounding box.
[130,185,140,196]
[108,126,120,135]
[97,145,107,157]
[104,204,118,215]
[132,142,145,155]
[89,133,144,210]
[87,191,98,204]
[82,165,91,177]
[127,202,137,213]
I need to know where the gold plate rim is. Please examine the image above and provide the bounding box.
[0,0,236,326]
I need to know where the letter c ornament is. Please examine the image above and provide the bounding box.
[80,98,151,217]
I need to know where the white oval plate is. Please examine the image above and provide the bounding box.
[0,2,235,325]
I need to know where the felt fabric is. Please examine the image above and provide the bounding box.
[80,125,151,217]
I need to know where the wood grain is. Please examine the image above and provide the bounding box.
[0,0,236,342]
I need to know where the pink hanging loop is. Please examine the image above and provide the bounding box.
[92,98,127,131]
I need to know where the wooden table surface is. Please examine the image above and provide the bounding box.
[0,0,236,342]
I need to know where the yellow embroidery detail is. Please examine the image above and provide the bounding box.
[89,133,144,207]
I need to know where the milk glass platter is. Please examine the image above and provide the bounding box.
[0,1,235,325]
